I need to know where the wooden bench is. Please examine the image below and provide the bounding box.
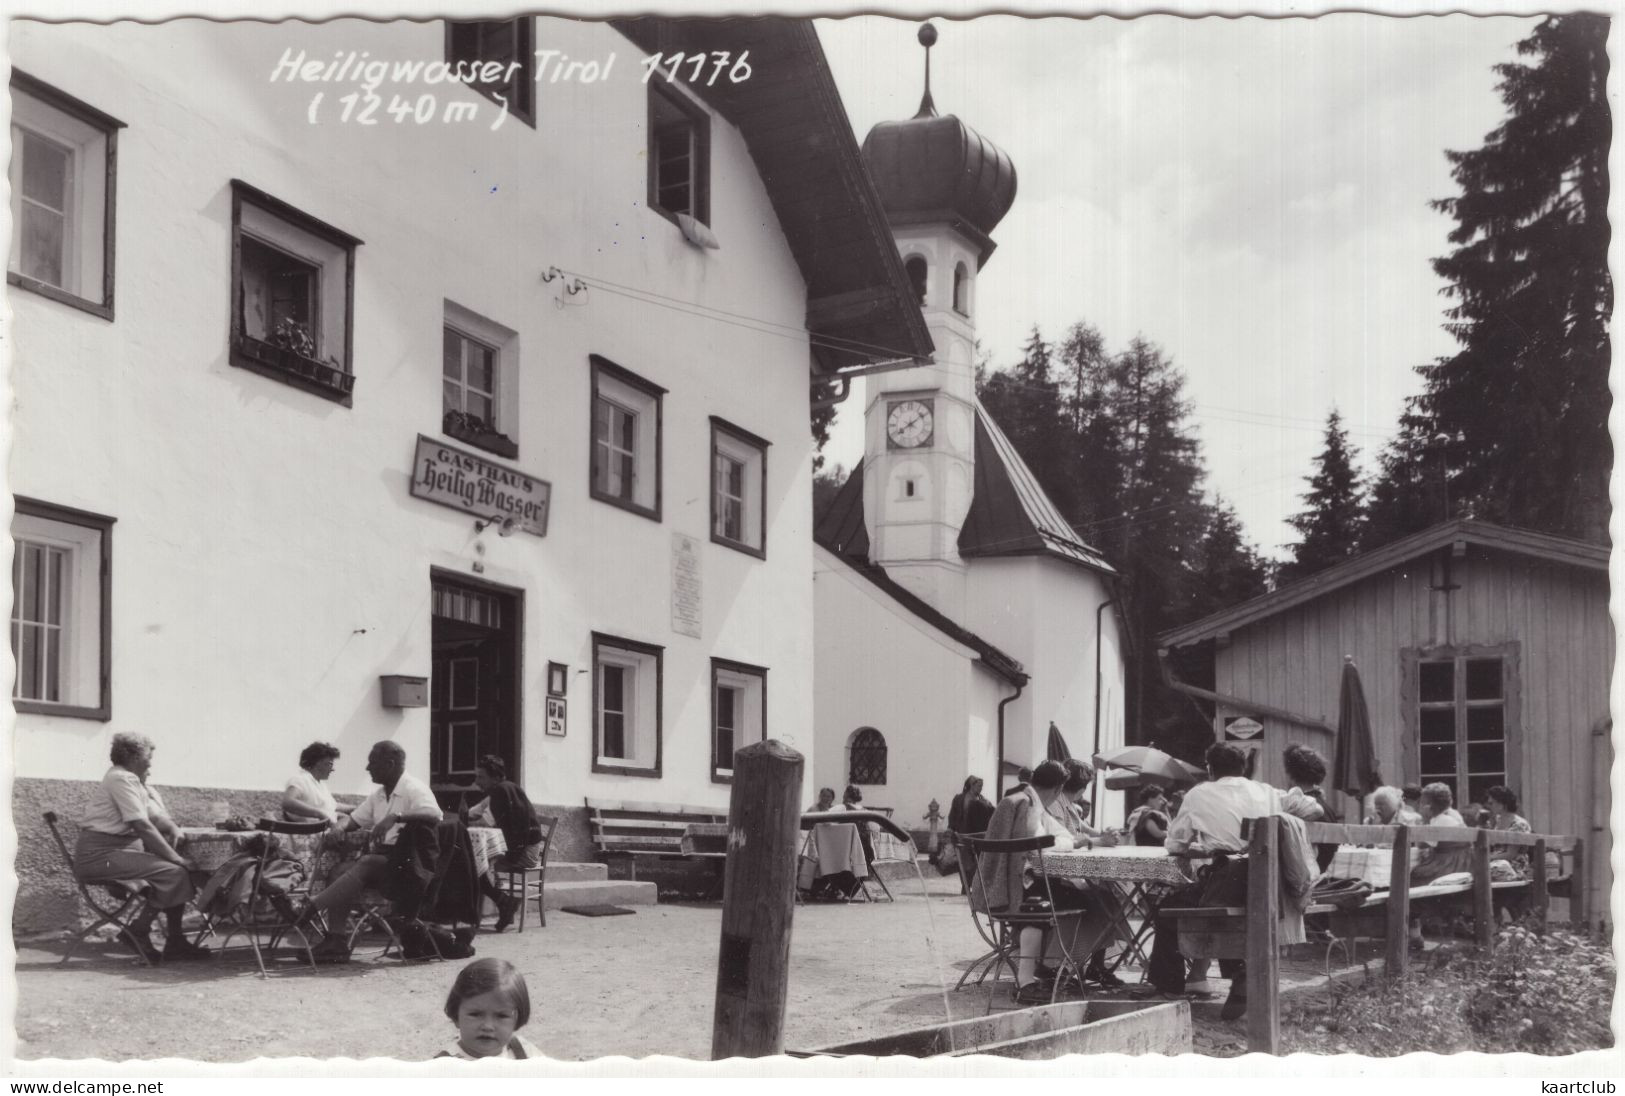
[585,798,728,880]
[1163,818,1582,1054]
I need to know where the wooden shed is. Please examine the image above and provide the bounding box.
[1158,520,1612,927]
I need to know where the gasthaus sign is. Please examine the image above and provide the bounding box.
[410,434,551,536]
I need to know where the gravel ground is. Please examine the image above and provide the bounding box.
[11,871,1342,1063]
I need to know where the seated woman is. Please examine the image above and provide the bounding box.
[465,755,544,932]
[1046,760,1126,988]
[839,784,879,874]
[1279,743,1340,870]
[1410,781,1470,884]
[283,741,342,822]
[1126,785,1171,846]
[1485,785,1532,875]
[806,786,837,814]
[74,733,210,964]
[972,761,1121,1004]
[1362,785,1423,826]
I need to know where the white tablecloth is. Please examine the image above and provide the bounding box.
[806,823,867,879]
[1042,845,1196,887]
[1326,845,1421,888]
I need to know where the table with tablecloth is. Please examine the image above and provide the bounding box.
[1324,844,1421,888]
[1042,846,1198,974]
[802,822,868,880]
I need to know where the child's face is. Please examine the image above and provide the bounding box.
[457,989,519,1057]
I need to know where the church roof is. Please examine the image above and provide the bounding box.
[815,541,1028,686]
[812,400,1115,578]
[958,401,1116,574]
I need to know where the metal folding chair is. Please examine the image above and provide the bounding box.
[42,810,157,966]
[950,831,1006,989]
[200,818,329,977]
[963,832,1086,1011]
[496,813,558,931]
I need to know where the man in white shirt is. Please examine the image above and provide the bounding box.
[303,740,443,962]
[1150,742,1282,1017]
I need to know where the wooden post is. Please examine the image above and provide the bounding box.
[1569,839,1586,932]
[1471,828,1493,949]
[1532,838,1549,932]
[1245,816,1280,1055]
[1385,825,1411,978]
[711,740,805,1060]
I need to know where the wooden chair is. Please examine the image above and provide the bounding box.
[41,810,157,966]
[496,813,558,931]
[962,833,1086,1010]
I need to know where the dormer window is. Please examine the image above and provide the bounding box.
[953,262,970,315]
[905,256,927,306]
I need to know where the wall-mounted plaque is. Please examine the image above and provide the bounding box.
[671,532,702,638]
[410,435,550,536]
[546,695,567,737]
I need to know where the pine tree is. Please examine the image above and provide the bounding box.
[1280,410,1366,584]
[1385,14,1610,545]
[1189,499,1270,618]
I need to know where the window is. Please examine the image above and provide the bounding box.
[1405,643,1521,808]
[904,256,927,306]
[443,301,520,459]
[711,659,766,782]
[953,262,970,315]
[848,727,887,786]
[11,498,113,720]
[710,418,769,557]
[230,180,361,404]
[7,71,123,319]
[648,82,710,226]
[593,634,663,776]
[445,18,535,127]
[589,355,665,520]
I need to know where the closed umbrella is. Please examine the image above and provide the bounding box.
[1046,722,1072,764]
[1332,655,1382,800]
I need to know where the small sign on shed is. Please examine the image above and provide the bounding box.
[1223,716,1264,741]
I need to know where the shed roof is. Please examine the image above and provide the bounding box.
[613,17,934,374]
[1159,519,1609,649]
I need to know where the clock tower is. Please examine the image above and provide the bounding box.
[859,23,1016,616]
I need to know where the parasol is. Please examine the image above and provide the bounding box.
[1092,745,1205,787]
[1332,655,1382,800]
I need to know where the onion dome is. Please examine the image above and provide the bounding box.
[861,23,1017,263]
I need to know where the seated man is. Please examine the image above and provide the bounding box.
[301,740,443,962]
[1147,742,1283,1019]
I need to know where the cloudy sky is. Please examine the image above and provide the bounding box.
[814,13,1534,559]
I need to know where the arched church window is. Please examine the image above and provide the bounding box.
[848,727,888,785]
[904,256,927,306]
[952,262,969,315]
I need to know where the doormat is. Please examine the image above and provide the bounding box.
[561,904,636,917]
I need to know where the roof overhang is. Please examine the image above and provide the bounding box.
[1159,519,1609,650]
[612,17,934,375]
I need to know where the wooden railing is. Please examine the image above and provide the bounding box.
[1165,818,1582,1054]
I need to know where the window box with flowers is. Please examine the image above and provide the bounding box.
[442,408,518,459]
[228,180,361,406]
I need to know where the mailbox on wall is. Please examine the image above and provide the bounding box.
[379,675,429,708]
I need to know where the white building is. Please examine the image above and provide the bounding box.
[7,15,929,928]
[813,43,1128,829]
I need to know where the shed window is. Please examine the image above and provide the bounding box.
[848,727,887,786]
[1407,644,1520,809]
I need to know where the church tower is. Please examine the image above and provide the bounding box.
[859,24,1017,616]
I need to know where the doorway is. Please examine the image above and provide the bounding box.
[430,572,523,812]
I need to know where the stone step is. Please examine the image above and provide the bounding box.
[542,879,659,909]
[547,861,609,883]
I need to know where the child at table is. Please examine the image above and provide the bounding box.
[437,958,544,1059]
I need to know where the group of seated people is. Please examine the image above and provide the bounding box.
[802,784,881,898]
[74,733,544,965]
[960,738,1542,1019]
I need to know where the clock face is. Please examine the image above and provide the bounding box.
[886,399,934,449]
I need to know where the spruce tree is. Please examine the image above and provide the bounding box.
[1280,410,1366,584]
[1396,14,1610,544]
